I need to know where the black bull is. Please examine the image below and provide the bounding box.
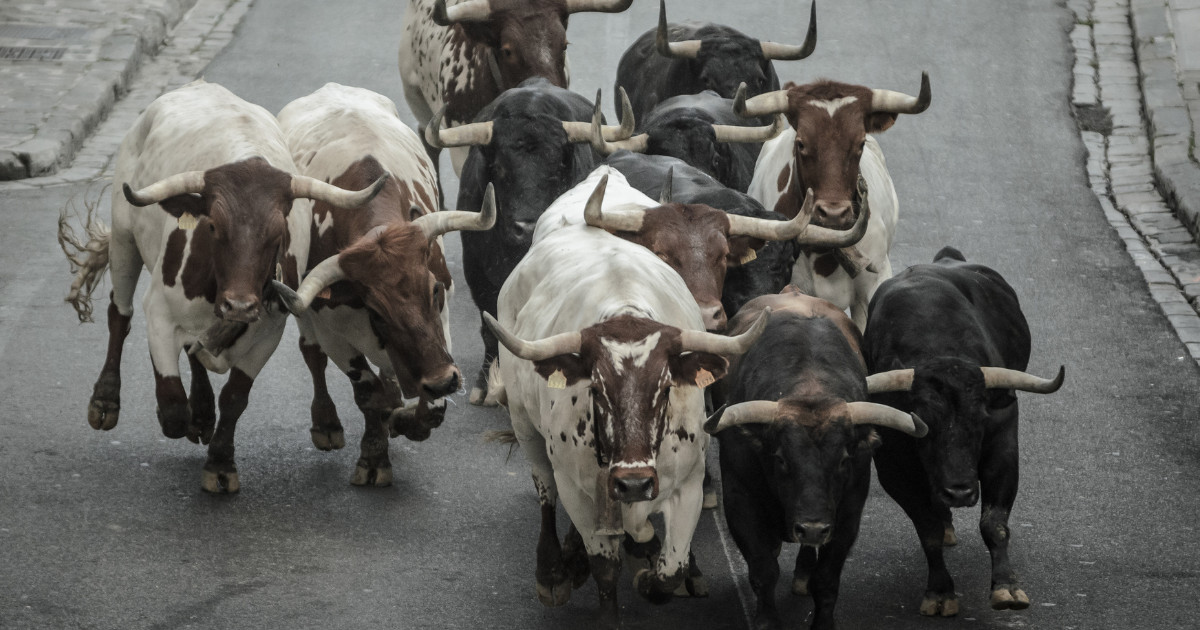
[863,246,1065,617]
[455,78,605,404]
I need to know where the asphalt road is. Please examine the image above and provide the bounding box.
[2,1,1199,629]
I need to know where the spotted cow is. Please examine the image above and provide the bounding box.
[741,73,932,331]
[486,173,770,628]
[399,0,633,180]
[707,286,927,630]
[58,80,386,493]
[274,83,496,486]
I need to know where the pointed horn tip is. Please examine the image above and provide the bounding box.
[480,183,498,227]
[909,413,929,438]
[271,280,305,315]
[703,416,721,435]
[1048,365,1066,392]
[733,83,749,115]
[481,311,502,335]
[121,183,139,205]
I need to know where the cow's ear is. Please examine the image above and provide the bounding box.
[670,352,728,388]
[157,194,207,220]
[727,236,766,267]
[857,427,883,452]
[459,22,499,47]
[533,354,590,388]
[865,112,898,134]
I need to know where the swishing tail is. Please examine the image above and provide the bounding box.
[57,187,112,323]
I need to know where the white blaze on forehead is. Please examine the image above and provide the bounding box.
[601,332,662,375]
[611,459,656,469]
[806,96,858,118]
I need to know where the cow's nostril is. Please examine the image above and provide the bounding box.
[795,521,832,544]
[941,484,978,507]
[614,477,654,499]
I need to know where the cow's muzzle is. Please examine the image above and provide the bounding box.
[609,465,659,503]
[700,302,727,333]
[421,365,462,399]
[791,520,833,546]
[218,296,262,323]
[940,482,980,508]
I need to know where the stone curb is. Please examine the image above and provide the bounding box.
[0,0,256,191]
[1130,0,1200,234]
[1070,0,1200,364]
[0,0,198,181]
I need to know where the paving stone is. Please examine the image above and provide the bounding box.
[1160,300,1200,316]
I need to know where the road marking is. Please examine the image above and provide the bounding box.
[710,505,755,628]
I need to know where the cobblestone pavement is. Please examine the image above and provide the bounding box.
[0,0,251,185]
[1069,0,1200,363]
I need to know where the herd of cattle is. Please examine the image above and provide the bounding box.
[55,1,1068,628]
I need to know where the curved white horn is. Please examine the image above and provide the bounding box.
[726,189,813,241]
[711,113,786,144]
[733,83,792,119]
[871,72,932,115]
[566,0,634,14]
[981,365,1065,394]
[563,88,636,143]
[680,307,770,356]
[123,171,206,207]
[413,183,497,242]
[865,369,915,393]
[583,174,646,231]
[847,403,928,437]
[483,312,582,360]
[758,0,817,60]
[655,0,701,59]
[588,107,648,156]
[425,107,494,149]
[795,183,872,248]
[291,173,389,210]
[703,400,779,434]
[272,255,346,316]
[432,0,492,25]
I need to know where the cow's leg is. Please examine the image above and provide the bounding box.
[299,334,345,451]
[561,524,591,588]
[807,463,870,630]
[633,481,705,604]
[185,351,216,445]
[144,292,189,440]
[723,478,783,629]
[792,545,817,595]
[470,304,502,406]
[518,428,572,607]
[344,356,393,486]
[875,445,958,617]
[979,406,1028,610]
[198,320,285,494]
[200,367,253,494]
[89,299,131,430]
[88,228,143,430]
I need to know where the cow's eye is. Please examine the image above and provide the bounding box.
[794,139,805,152]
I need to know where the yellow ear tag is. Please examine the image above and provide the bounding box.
[547,369,567,389]
[695,368,715,388]
[316,287,332,300]
[740,249,757,265]
[177,212,198,230]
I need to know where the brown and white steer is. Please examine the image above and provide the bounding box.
[488,174,770,628]
[399,0,633,178]
[274,83,496,486]
[741,73,932,330]
[535,165,867,332]
[58,80,386,493]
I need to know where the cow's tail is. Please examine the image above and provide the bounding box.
[483,429,520,464]
[57,187,112,323]
[933,246,966,263]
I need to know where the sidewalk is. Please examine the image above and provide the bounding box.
[0,0,254,186]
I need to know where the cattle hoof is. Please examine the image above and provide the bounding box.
[990,585,1030,610]
[156,403,190,439]
[679,573,708,598]
[350,463,392,487]
[944,525,958,546]
[633,568,678,605]
[310,428,346,451]
[791,575,809,596]
[702,488,718,509]
[187,413,215,445]
[468,386,497,407]
[920,592,959,617]
[535,579,572,607]
[200,469,240,494]
[87,398,120,431]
